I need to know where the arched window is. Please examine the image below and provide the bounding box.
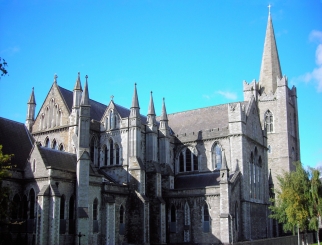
[264,110,274,133]
[45,137,50,148]
[93,198,99,233]
[52,139,57,150]
[11,194,21,220]
[268,145,271,154]
[119,205,125,235]
[178,148,198,172]
[109,139,114,165]
[115,144,120,165]
[170,205,176,233]
[69,196,75,234]
[250,152,254,198]
[203,203,210,232]
[59,144,64,151]
[60,195,65,220]
[29,189,35,219]
[212,144,222,170]
[90,137,99,166]
[46,107,50,129]
[110,110,116,129]
[104,145,108,166]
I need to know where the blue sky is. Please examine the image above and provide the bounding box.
[0,0,321,168]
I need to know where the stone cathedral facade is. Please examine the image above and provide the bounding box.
[0,12,300,245]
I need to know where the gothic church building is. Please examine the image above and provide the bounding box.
[0,12,300,245]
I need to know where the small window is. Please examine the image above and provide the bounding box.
[203,203,210,232]
[45,137,50,148]
[109,140,114,165]
[115,144,120,165]
[170,205,176,233]
[93,199,98,220]
[59,144,64,151]
[52,139,57,150]
[235,202,239,231]
[212,144,222,170]
[265,110,274,133]
[104,145,108,166]
[60,195,65,220]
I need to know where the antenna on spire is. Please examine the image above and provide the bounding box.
[268,4,271,15]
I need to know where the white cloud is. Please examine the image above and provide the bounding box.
[216,90,237,100]
[297,30,322,93]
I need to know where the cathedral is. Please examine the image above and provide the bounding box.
[0,11,300,245]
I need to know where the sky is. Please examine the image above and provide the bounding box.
[0,0,321,169]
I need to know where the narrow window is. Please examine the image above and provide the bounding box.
[212,144,222,170]
[109,140,114,165]
[90,138,95,163]
[93,198,99,233]
[52,139,57,150]
[185,149,192,172]
[193,153,198,171]
[45,137,50,148]
[203,203,210,232]
[119,205,125,235]
[69,196,75,234]
[59,144,64,151]
[179,152,184,172]
[60,195,65,219]
[29,189,35,219]
[235,202,239,231]
[115,144,120,165]
[265,110,274,133]
[170,205,176,233]
[104,145,108,166]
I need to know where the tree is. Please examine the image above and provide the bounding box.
[270,161,311,245]
[0,145,13,220]
[0,57,8,78]
[308,168,322,245]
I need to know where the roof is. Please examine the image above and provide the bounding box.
[0,117,34,169]
[167,104,229,136]
[38,146,76,172]
[174,172,221,189]
[58,86,147,122]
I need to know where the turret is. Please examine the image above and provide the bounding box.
[159,98,169,137]
[146,92,158,162]
[25,87,36,132]
[220,150,229,183]
[73,72,83,109]
[129,83,141,157]
[147,91,157,129]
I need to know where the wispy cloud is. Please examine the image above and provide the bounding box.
[203,90,237,101]
[296,30,322,92]
[216,90,237,100]
[0,46,20,56]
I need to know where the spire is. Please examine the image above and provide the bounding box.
[74,72,83,91]
[160,98,168,121]
[148,91,155,116]
[80,75,90,105]
[268,169,274,186]
[131,83,140,109]
[221,150,228,170]
[28,87,36,105]
[259,8,282,94]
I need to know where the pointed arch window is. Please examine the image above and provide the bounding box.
[52,139,57,150]
[69,196,75,234]
[109,139,114,165]
[59,144,64,151]
[60,195,66,234]
[29,189,35,219]
[212,143,222,170]
[203,203,210,232]
[104,145,108,166]
[90,137,99,166]
[265,110,274,133]
[110,110,115,129]
[115,144,120,165]
[93,198,99,233]
[178,148,198,172]
[45,137,50,148]
[119,205,125,235]
[170,205,176,233]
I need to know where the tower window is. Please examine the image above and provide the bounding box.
[264,110,274,133]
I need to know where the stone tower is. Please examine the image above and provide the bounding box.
[244,11,301,188]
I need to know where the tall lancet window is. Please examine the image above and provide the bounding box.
[184,202,191,242]
[115,144,120,165]
[212,144,222,170]
[104,145,108,166]
[265,110,274,133]
[109,139,114,165]
[119,205,125,235]
[110,110,115,129]
[90,137,99,166]
[203,203,210,232]
[170,205,176,233]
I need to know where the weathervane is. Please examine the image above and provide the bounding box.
[110,95,114,101]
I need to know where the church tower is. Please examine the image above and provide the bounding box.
[25,87,36,132]
[255,9,301,188]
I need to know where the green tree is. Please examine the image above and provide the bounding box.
[0,145,13,220]
[308,168,322,245]
[270,161,311,244]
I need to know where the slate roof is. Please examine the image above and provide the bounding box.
[38,146,77,172]
[58,86,147,122]
[0,117,34,169]
[174,172,221,189]
[167,104,229,136]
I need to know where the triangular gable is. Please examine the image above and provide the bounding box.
[245,96,265,141]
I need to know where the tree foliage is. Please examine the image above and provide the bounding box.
[0,145,13,221]
[0,57,8,78]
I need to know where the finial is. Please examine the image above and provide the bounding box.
[85,75,88,82]
[163,97,165,102]
[268,4,271,15]
[32,87,34,91]
[135,83,137,87]
[110,95,114,101]
[150,91,152,94]
[78,71,80,78]
[54,74,58,83]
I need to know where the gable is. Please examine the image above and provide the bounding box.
[245,97,264,143]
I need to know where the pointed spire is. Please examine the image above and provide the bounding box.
[160,98,168,121]
[268,169,274,186]
[28,87,36,105]
[80,75,90,105]
[148,91,156,116]
[259,9,282,94]
[221,150,228,170]
[131,83,140,109]
[74,72,83,91]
